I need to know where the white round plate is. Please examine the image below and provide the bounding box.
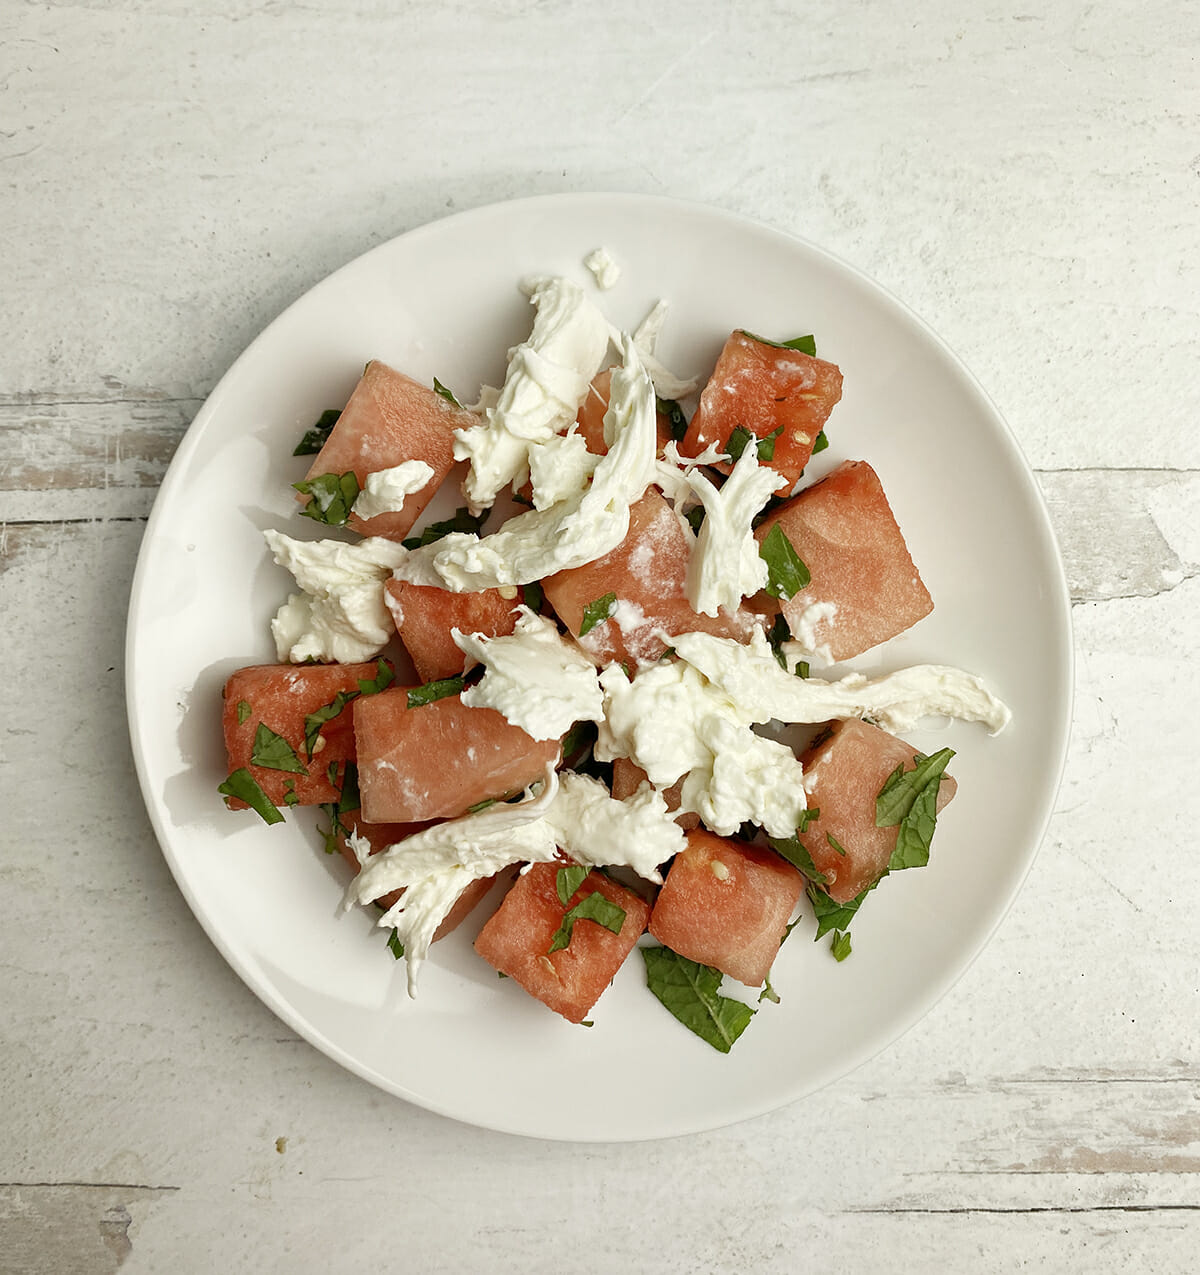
[126,193,1072,1141]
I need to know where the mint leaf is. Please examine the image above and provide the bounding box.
[826,831,847,857]
[548,891,626,953]
[432,377,462,409]
[295,471,360,526]
[282,780,299,808]
[522,580,543,612]
[236,700,251,725]
[641,946,755,1053]
[831,930,852,962]
[758,973,781,1004]
[303,691,355,760]
[807,880,879,940]
[684,505,706,535]
[797,807,819,833]
[317,802,342,854]
[812,429,829,454]
[336,761,360,814]
[759,524,811,600]
[767,613,790,669]
[218,768,285,825]
[402,507,487,550]
[560,719,597,764]
[738,330,817,356]
[387,929,405,959]
[657,395,689,442]
[293,408,341,456]
[876,748,955,872]
[249,723,306,774]
[357,659,394,696]
[768,832,827,885]
[406,675,465,709]
[555,864,589,906]
[795,659,810,679]
[466,798,496,814]
[578,591,617,637]
[725,422,784,464]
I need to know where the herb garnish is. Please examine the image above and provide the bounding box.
[282,781,299,808]
[548,891,626,953]
[402,507,488,551]
[684,505,706,535]
[292,408,341,456]
[432,377,462,409]
[578,591,618,637]
[642,946,755,1053]
[807,880,878,942]
[249,723,306,774]
[759,524,811,599]
[830,931,852,962]
[218,768,285,826]
[657,395,689,442]
[758,973,781,1004]
[725,422,784,464]
[555,865,589,906]
[767,821,826,885]
[406,674,466,709]
[826,831,847,858]
[466,797,497,814]
[236,700,251,725]
[522,580,543,612]
[812,429,829,454]
[876,748,955,870]
[294,471,360,526]
[738,331,817,356]
[302,660,394,759]
[387,929,405,960]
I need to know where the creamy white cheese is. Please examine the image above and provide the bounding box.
[583,247,621,290]
[393,340,657,591]
[781,602,838,666]
[525,430,598,510]
[627,299,698,399]
[350,460,434,521]
[454,607,603,741]
[263,530,407,663]
[453,277,610,512]
[348,766,683,995]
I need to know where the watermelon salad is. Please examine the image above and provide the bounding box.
[218,268,1010,1053]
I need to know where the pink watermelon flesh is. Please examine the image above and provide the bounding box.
[353,688,561,823]
[610,757,700,831]
[301,360,468,541]
[474,862,651,1023]
[575,368,678,458]
[648,829,804,987]
[754,459,933,662]
[797,718,956,903]
[384,579,523,683]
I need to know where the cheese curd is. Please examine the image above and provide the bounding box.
[350,460,435,521]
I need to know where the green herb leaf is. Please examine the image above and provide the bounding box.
[387,929,405,960]
[303,691,355,761]
[236,700,251,725]
[580,1019,594,1027]
[326,761,340,787]
[555,864,590,906]
[876,748,955,872]
[336,762,360,814]
[522,580,544,612]
[402,507,488,551]
[759,524,811,600]
[578,591,618,637]
[357,659,394,696]
[807,880,879,940]
[249,723,307,774]
[641,946,755,1054]
[282,780,299,808]
[812,429,829,454]
[548,891,626,953]
[739,330,817,356]
[768,827,828,885]
[826,831,847,858]
[497,970,508,978]
[767,613,790,669]
[294,471,360,526]
[406,675,465,709]
[831,930,852,962]
[317,802,342,855]
[795,659,810,679]
[657,395,689,442]
[758,973,781,1004]
[218,768,285,825]
[560,719,597,764]
[292,408,341,456]
[466,798,497,815]
[725,422,784,464]
[684,505,706,535]
[432,377,462,409]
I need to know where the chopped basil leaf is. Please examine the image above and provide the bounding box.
[466,798,496,814]
[303,690,355,760]
[759,523,811,599]
[751,494,788,531]
[812,429,829,455]
[657,395,689,442]
[387,929,405,960]
[402,507,488,550]
[684,505,706,535]
[317,802,341,854]
[555,864,589,906]
[641,946,755,1054]
[336,762,360,814]
[580,1019,594,1027]
[738,330,817,356]
[767,613,790,669]
[511,492,535,507]
[876,748,955,871]
[432,377,462,409]
[357,659,394,696]
[522,580,543,612]
[295,471,360,526]
[826,831,847,858]
[326,761,339,787]
[282,780,299,808]
[249,723,307,774]
[807,880,879,941]
[292,408,341,456]
[795,659,810,679]
[768,833,827,885]
[497,970,508,979]
[725,422,784,464]
[548,891,626,953]
[560,720,597,764]
[831,930,852,962]
[578,591,618,637]
[218,768,285,825]
[236,700,251,725]
[758,974,781,1004]
[406,675,465,709]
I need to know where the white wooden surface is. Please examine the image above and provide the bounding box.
[4,3,1199,1271]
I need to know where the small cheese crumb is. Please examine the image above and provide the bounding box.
[584,247,621,290]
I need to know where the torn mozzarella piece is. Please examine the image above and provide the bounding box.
[526,430,598,510]
[628,298,698,399]
[454,607,603,740]
[780,602,839,666]
[350,460,435,521]
[583,247,621,290]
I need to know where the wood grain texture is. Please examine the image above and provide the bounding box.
[3,0,1198,1269]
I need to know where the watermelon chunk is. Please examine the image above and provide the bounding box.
[797,718,957,903]
[648,829,803,987]
[300,361,468,540]
[754,460,933,662]
[542,487,757,667]
[474,862,651,1023]
[353,688,561,823]
[222,661,387,808]
[610,757,700,831]
[384,579,523,682]
[679,331,843,486]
